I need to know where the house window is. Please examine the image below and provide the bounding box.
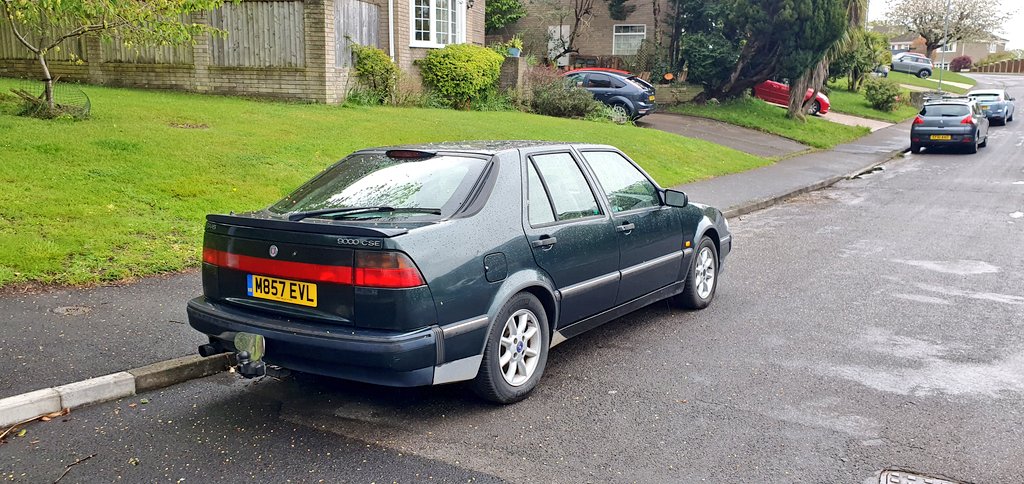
[612,25,646,56]
[989,43,998,53]
[940,42,956,53]
[410,0,464,48]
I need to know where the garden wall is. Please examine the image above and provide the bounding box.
[0,0,361,103]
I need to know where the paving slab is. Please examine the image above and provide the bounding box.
[636,112,810,158]
[824,112,893,132]
[677,118,912,214]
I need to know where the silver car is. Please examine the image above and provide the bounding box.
[968,89,1016,125]
[892,53,933,79]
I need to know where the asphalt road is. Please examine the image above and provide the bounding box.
[3,75,1023,483]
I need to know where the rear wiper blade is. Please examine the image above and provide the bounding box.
[287,206,441,221]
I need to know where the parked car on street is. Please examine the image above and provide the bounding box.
[892,53,934,78]
[752,80,831,115]
[967,89,1016,125]
[562,69,657,120]
[911,98,990,153]
[188,142,731,403]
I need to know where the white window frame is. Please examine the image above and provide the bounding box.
[940,42,956,53]
[410,0,466,48]
[989,43,998,53]
[612,24,646,56]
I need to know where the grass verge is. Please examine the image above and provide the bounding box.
[0,78,768,288]
[826,80,920,123]
[889,70,975,94]
[670,96,870,149]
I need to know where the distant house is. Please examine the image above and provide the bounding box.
[0,0,485,103]
[871,26,1007,69]
[506,0,666,68]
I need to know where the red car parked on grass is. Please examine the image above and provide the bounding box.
[753,80,830,115]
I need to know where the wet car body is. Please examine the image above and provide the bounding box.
[188,142,731,402]
[910,98,990,154]
[753,80,831,115]
[967,89,1016,125]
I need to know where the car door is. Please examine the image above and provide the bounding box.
[768,80,790,105]
[578,150,684,305]
[583,73,615,103]
[523,151,620,327]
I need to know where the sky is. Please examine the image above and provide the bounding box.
[868,0,1024,50]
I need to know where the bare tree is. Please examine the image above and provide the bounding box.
[886,0,1011,58]
[533,0,595,63]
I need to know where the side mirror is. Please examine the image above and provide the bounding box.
[664,189,688,208]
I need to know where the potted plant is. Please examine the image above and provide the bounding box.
[507,35,523,58]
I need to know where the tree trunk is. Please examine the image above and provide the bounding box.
[786,72,812,121]
[36,52,55,110]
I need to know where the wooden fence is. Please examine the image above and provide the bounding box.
[335,0,380,67]
[0,25,87,61]
[209,1,306,67]
[974,59,1024,73]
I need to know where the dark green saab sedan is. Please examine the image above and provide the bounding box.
[188,141,731,403]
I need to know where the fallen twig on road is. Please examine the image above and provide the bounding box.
[0,409,70,443]
[53,453,96,484]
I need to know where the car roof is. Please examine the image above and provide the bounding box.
[564,67,633,76]
[969,89,1003,95]
[354,141,620,156]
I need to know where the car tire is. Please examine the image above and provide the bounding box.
[609,103,631,124]
[471,292,550,404]
[910,143,920,153]
[671,236,718,310]
[918,70,931,79]
[980,134,988,148]
[967,136,979,154]
[807,100,822,116]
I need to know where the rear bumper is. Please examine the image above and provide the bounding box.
[911,128,977,146]
[187,297,486,387]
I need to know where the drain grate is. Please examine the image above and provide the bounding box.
[880,469,964,484]
[53,305,92,316]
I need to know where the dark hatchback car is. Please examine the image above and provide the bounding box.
[188,142,731,403]
[563,69,657,120]
[910,99,990,154]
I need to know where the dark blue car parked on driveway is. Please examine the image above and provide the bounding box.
[563,69,657,120]
[188,142,731,403]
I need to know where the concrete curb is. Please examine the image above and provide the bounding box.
[721,146,908,219]
[0,141,911,430]
[0,354,231,428]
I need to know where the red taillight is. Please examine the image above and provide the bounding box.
[913,116,924,125]
[202,247,424,288]
[354,251,425,288]
[961,115,975,125]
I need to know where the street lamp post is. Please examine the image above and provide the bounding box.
[937,0,950,92]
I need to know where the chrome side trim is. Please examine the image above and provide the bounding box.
[440,316,489,338]
[720,235,732,243]
[549,330,568,348]
[432,355,483,384]
[558,271,621,299]
[683,247,694,256]
[620,250,684,278]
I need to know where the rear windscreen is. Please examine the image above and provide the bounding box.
[269,154,487,220]
[921,104,970,116]
[971,94,1000,101]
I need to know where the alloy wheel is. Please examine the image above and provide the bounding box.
[498,309,542,386]
[694,246,716,299]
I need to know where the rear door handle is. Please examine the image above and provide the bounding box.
[531,236,557,249]
[616,222,636,233]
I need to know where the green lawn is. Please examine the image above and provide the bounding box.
[0,78,768,288]
[825,80,920,123]
[888,70,975,94]
[670,96,870,149]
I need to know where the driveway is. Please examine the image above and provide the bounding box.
[637,112,809,158]
[824,111,892,132]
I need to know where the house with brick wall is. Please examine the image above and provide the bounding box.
[871,26,1007,70]
[504,0,667,68]
[0,0,485,103]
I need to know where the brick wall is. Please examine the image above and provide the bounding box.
[0,0,483,102]
[508,0,669,60]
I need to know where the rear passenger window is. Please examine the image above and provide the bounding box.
[585,74,613,89]
[582,151,659,212]
[530,153,602,222]
[527,161,556,225]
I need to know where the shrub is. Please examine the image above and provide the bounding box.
[419,44,504,109]
[351,44,398,104]
[527,68,604,119]
[863,77,902,112]
[949,55,972,72]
